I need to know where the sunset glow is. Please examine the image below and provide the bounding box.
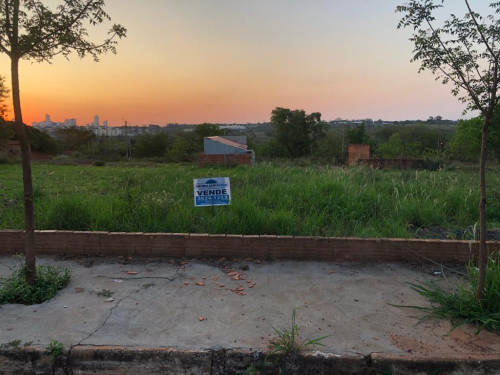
[0,0,490,126]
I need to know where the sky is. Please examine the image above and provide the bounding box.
[0,0,494,126]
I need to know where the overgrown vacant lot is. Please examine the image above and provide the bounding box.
[1,163,499,239]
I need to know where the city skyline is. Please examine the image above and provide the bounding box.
[0,1,491,125]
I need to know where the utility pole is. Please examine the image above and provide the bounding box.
[124,120,130,161]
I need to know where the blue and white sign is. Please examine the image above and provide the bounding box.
[194,177,231,207]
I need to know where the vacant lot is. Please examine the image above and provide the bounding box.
[1,163,499,239]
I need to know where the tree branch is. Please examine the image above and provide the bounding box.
[25,0,96,54]
[425,17,486,113]
[4,0,12,44]
[464,0,496,58]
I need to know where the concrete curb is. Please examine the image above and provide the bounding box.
[1,346,500,374]
[371,353,500,375]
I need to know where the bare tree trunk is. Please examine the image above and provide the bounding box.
[476,116,490,302]
[11,56,37,285]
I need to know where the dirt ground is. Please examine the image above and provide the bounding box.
[0,256,499,356]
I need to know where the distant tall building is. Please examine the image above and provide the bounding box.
[103,120,108,128]
[94,115,99,127]
[45,114,51,123]
[64,118,77,127]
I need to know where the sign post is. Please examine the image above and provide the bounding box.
[193,177,231,208]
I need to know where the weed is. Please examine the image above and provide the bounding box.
[268,308,330,355]
[0,339,21,349]
[0,264,71,305]
[142,283,155,288]
[46,340,64,364]
[395,252,500,334]
[97,289,113,298]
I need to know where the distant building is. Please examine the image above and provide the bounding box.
[103,120,108,128]
[64,118,77,127]
[199,136,254,167]
[93,115,99,127]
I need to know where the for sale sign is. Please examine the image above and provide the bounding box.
[193,177,231,207]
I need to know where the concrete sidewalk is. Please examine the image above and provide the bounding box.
[0,256,499,358]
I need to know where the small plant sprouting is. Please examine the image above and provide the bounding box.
[268,308,330,355]
[97,289,114,298]
[46,340,64,364]
[0,339,21,349]
[142,283,155,289]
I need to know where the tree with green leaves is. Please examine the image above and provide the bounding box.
[397,0,500,301]
[450,113,500,161]
[271,107,326,159]
[193,123,222,151]
[133,132,170,158]
[347,123,370,144]
[55,126,95,151]
[0,0,126,284]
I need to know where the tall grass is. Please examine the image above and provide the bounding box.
[0,163,499,238]
[401,252,500,333]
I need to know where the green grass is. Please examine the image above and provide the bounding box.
[398,252,500,334]
[0,162,499,238]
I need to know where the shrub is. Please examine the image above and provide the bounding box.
[94,160,106,166]
[400,252,500,333]
[0,263,71,305]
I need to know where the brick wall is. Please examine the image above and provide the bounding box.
[198,153,252,167]
[348,144,370,166]
[1,230,498,262]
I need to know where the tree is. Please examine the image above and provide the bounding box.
[133,132,170,158]
[55,126,95,151]
[397,0,500,301]
[377,133,406,158]
[166,136,192,162]
[0,0,126,284]
[193,123,221,151]
[450,113,500,161]
[347,123,370,144]
[270,107,326,159]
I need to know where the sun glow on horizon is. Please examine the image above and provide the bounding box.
[1,0,487,126]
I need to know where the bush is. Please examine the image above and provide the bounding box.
[401,252,500,333]
[0,263,71,305]
[94,160,106,166]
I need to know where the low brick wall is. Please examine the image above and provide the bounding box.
[198,153,252,167]
[1,230,498,262]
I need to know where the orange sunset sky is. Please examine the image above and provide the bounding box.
[0,0,490,126]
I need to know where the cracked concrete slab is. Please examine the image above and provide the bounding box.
[1,256,499,357]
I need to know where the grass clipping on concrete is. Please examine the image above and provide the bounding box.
[403,252,500,334]
[0,261,71,305]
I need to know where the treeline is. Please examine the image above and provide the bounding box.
[255,108,499,164]
[1,107,499,165]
